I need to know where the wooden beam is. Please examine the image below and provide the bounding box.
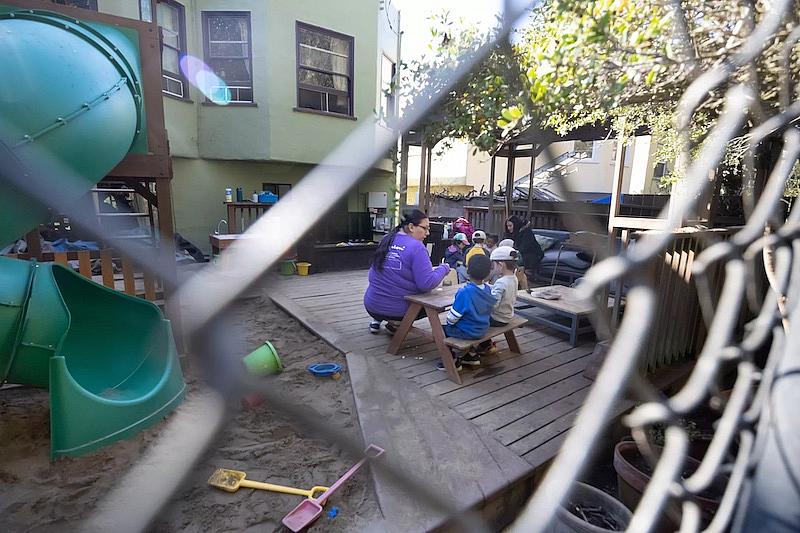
[399,137,409,216]
[425,145,433,212]
[418,142,427,209]
[527,147,536,219]
[505,144,516,221]
[489,155,496,226]
[25,228,42,260]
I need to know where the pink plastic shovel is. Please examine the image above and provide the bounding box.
[282,444,385,532]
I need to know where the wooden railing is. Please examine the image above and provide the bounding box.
[464,204,610,234]
[225,202,273,234]
[4,249,161,301]
[629,227,737,374]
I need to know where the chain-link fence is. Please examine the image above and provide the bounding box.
[3,0,800,531]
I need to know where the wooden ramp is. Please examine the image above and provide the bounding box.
[269,269,623,531]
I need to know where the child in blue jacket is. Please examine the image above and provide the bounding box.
[438,254,496,371]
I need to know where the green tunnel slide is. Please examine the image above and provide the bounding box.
[0,7,185,457]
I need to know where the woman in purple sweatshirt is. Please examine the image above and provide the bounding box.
[364,209,450,334]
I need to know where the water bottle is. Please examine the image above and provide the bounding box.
[252,191,259,202]
[224,187,233,202]
[235,187,243,202]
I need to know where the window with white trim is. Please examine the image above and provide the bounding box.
[158,1,187,98]
[379,54,396,122]
[296,22,354,116]
[203,12,254,103]
[575,140,599,162]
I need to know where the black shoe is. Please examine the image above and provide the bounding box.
[369,321,381,334]
[460,352,481,367]
[437,358,463,371]
[385,321,399,335]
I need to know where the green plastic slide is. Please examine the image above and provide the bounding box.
[0,7,185,457]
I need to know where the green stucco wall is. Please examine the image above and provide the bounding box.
[171,158,393,252]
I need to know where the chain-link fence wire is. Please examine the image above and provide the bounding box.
[2,0,800,531]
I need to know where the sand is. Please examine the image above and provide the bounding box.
[0,294,382,532]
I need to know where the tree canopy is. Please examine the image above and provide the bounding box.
[404,0,800,184]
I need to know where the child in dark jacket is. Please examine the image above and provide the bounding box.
[443,232,470,283]
[438,254,496,371]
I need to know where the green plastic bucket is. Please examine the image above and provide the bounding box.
[280,260,296,276]
[242,341,282,376]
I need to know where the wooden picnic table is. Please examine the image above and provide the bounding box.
[516,285,614,346]
[384,284,533,385]
[386,285,463,382]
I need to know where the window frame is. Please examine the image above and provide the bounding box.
[295,21,355,118]
[379,53,396,124]
[202,10,255,105]
[575,140,600,163]
[157,0,189,100]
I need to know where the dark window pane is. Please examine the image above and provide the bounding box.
[51,0,97,10]
[234,87,253,102]
[209,15,248,42]
[208,58,251,84]
[299,88,324,111]
[299,46,349,74]
[328,93,349,115]
[209,42,249,58]
[298,68,348,91]
[162,47,180,73]
[298,28,349,56]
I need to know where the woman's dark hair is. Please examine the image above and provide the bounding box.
[504,215,524,240]
[371,209,428,270]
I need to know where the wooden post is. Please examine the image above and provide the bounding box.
[527,147,536,219]
[606,131,628,333]
[505,144,516,221]
[399,137,409,217]
[489,155,496,230]
[424,144,433,213]
[25,228,41,259]
[155,177,183,351]
[418,142,427,210]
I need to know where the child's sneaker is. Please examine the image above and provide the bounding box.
[385,321,399,335]
[460,352,481,367]
[436,358,463,371]
[369,320,381,334]
[477,341,498,356]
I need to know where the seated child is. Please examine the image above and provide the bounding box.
[497,238,527,290]
[444,232,470,283]
[478,245,520,355]
[485,233,499,255]
[465,230,489,266]
[438,254,496,371]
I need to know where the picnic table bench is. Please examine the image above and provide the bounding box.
[386,285,527,384]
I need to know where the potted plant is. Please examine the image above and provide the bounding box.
[547,482,631,532]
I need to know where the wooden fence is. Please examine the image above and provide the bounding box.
[629,227,736,374]
[4,249,161,301]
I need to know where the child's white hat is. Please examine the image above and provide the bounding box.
[490,245,519,261]
[472,230,487,241]
[497,238,514,248]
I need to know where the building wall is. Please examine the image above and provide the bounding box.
[415,136,661,200]
[93,0,397,251]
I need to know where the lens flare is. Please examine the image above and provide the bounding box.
[180,55,230,105]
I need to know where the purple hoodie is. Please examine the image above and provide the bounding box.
[364,232,450,318]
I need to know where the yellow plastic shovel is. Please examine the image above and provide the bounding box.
[208,468,328,499]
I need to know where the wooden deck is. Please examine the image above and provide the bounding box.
[269,269,627,531]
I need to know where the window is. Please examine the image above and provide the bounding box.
[203,12,254,103]
[379,54,396,122]
[296,22,354,116]
[575,140,599,162]
[261,183,292,197]
[157,1,187,98]
[653,162,668,180]
[50,0,97,9]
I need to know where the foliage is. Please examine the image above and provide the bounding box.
[405,0,800,185]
